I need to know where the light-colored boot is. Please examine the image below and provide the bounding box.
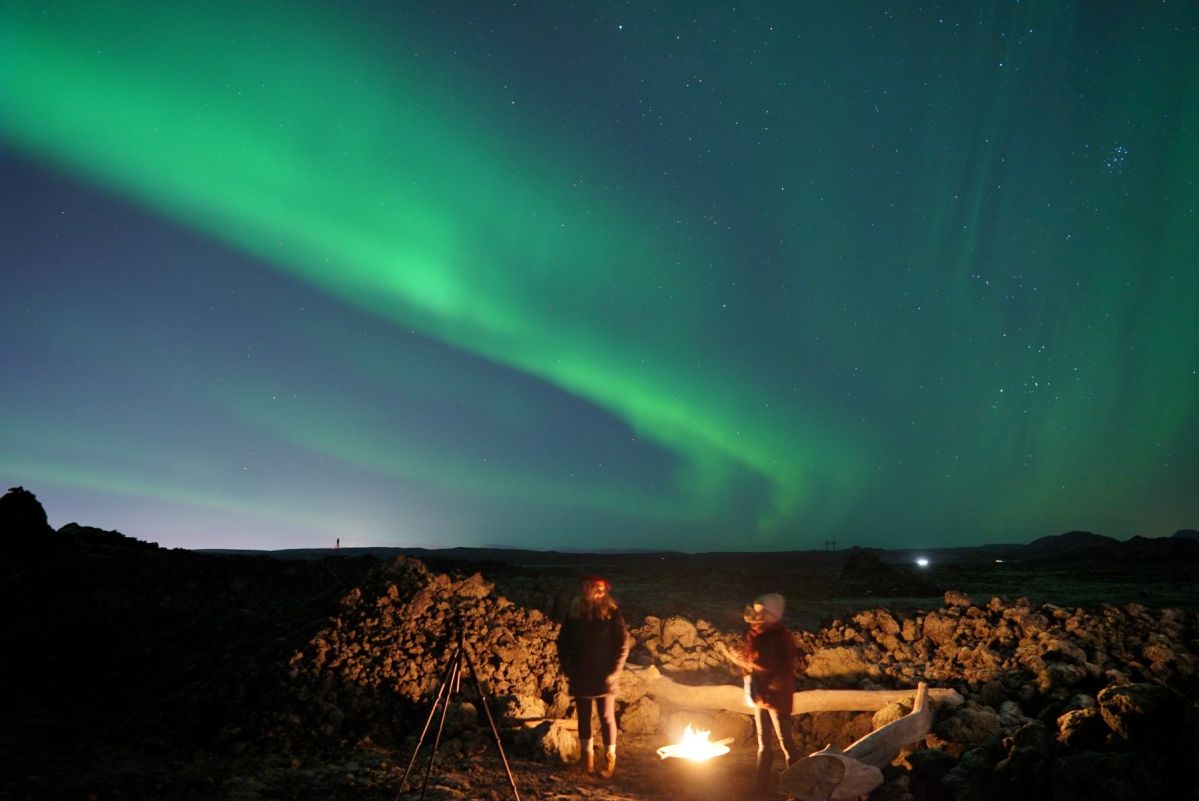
[582,739,595,773]
[600,746,616,778]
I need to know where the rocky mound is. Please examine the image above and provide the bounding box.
[0,485,53,537]
[268,556,568,751]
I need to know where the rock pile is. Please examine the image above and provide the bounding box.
[275,557,569,749]
[630,615,741,675]
[620,592,1199,801]
[279,563,1199,787]
[799,592,1197,699]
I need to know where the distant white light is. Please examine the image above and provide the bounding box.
[994,558,1005,564]
[915,557,930,568]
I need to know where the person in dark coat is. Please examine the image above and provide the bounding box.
[741,593,797,799]
[556,575,630,777]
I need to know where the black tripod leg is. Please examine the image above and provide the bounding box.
[463,644,522,801]
[395,643,461,801]
[416,649,462,801]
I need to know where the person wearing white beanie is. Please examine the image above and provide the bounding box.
[740,592,796,799]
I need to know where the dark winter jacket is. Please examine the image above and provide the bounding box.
[557,607,630,698]
[744,622,796,712]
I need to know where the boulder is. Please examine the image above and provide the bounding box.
[545,690,572,720]
[661,616,699,649]
[1097,683,1186,748]
[797,711,875,755]
[997,700,1033,732]
[922,613,958,646]
[639,615,663,639]
[1038,661,1088,692]
[993,721,1053,798]
[615,663,653,705]
[944,591,973,608]
[1056,707,1107,750]
[619,696,660,734]
[934,702,1001,748]
[872,698,913,729]
[494,694,546,723]
[806,646,875,680]
[444,701,477,735]
[853,609,902,635]
[514,719,578,764]
[942,741,1003,801]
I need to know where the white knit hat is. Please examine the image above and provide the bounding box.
[754,593,785,621]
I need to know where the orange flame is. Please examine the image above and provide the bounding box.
[656,723,732,762]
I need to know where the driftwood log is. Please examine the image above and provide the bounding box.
[780,682,933,801]
[625,667,951,801]
[628,665,962,715]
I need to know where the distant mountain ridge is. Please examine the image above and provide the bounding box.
[1025,530,1122,553]
[191,529,1199,572]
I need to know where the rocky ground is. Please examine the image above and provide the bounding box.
[3,487,1198,801]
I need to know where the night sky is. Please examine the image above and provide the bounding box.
[3,2,1197,552]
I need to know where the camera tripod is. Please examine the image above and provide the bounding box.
[395,617,521,801]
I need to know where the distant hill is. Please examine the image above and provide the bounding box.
[1173,529,1199,541]
[1024,530,1122,556]
[1006,529,1199,567]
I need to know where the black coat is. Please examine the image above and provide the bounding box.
[557,608,630,698]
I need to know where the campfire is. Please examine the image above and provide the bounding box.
[656,723,732,762]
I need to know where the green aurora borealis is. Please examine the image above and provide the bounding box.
[2,2,1197,550]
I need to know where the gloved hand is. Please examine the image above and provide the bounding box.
[743,675,756,708]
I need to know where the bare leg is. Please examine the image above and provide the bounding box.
[754,706,775,795]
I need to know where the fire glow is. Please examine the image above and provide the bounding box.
[656,724,732,762]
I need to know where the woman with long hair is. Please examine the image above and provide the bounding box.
[555,575,630,777]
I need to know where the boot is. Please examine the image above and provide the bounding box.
[582,739,595,773]
[600,747,616,778]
